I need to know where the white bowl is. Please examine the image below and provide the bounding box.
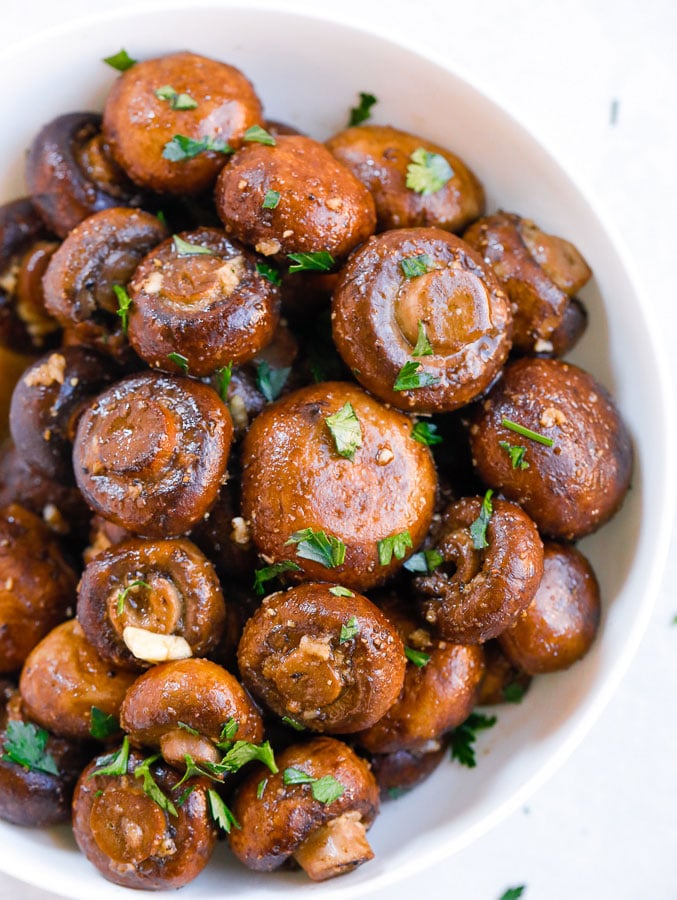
[1,4,674,899]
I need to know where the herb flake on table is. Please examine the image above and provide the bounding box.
[469,489,494,550]
[501,417,554,447]
[499,887,526,900]
[377,530,413,565]
[348,92,377,126]
[253,560,302,595]
[103,49,137,71]
[449,712,497,768]
[162,133,233,161]
[325,401,362,461]
[287,251,335,273]
[286,528,346,568]
[255,360,290,401]
[406,147,454,195]
[155,85,198,110]
[393,360,440,392]
[1,720,59,775]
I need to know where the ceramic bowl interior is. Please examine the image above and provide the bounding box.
[0,4,673,899]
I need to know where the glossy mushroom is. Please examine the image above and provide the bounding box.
[476,641,532,706]
[370,747,446,799]
[73,371,233,537]
[229,736,379,881]
[331,228,512,412]
[238,583,406,733]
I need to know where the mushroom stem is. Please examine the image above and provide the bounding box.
[292,812,374,882]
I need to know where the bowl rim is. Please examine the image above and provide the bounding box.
[1,2,675,897]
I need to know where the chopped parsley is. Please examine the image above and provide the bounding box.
[253,560,301,596]
[400,254,433,278]
[413,320,434,357]
[282,767,344,804]
[218,718,239,745]
[162,134,233,161]
[387,786,410,800]
[499,888,526,900]
[256,261,282,285]
[406,147,454,195]
[281,716,305,731]
[403,548,444,573]
[208,788,240,832]
[503,682,526,704]
[499,441,529,470]
[377,530,413,566]
[243,125,276,146]
[286,527,346,568]
[469,489,494,550]
[404,646,431,667]
[112,284,132,334]
[216,740,278,775]
[325,402,362,461]
[449,712,497,768]
[256,778,268,799]
[1,720,59,775]
[393,360,440,392]
[167,352,189,374]
[89,707,119,740]
[348,92,377,127]
[173,234,214,256]
[134,754,177,816]
[215,361,233,402]
[501,417,554,447]
[155,85,198,110]
[103,49,137,72]
[339,615,360,643]
[116,579,150,616]
[90,736,130,778]
[287,251,335,273]
[262,189,281,209]
[156,210,167,226]
[255,360,290,401]
[177,721,200,736]
[329,585,354,598]
[411,421,443,446]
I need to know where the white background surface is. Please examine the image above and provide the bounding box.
[2,1,677,898]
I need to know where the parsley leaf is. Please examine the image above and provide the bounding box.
[400,254,433,278]
[262,189,281,209]
[286,527,346,568]
[406,147,454,195]
[219,719,239,744]
[339,615,359,643]
[243,125,276,146]
[281,716,305,731]
[503,682,526,704]
[255,360,290,401]
[116,579,150,616]
[177,721,200,736]
[348,92,377,126]
[449,712,497,768]
[403,548,444,573]
[377,530,413,566]
[89,707,119,740]
[329,585,354,597]
[134,754,177,816]
[113,284,132,334]
[1,720,59,775]
[404,646,430,667]
[167,352,189,374]
[411,421,443,446]
[469,489,494,550]
[282,767,344,804]
[91,736,130,778]
[283,766,314,785]
[103,49,137,71]
[215,362,233,402]
[162,134,233,161]
[208,788,240,832]
[253,560,301,596]
[217,740,278,775]
[256,261,282,285]
[155,85,198,110]
[499,441,530,469]
[173,234,214,256]
[325,402,362,461]
[393,360,440,392]
[499,888,526,900]
[256,778,268,799]
[413,320,434,357]
[501,417,554,447]
[287,251,335,273]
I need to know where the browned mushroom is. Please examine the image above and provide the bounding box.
[331,228,512,413]
[468,357,633,539]
[26,113,145,238]
[77,537,226,671]
[240,382,437,590]
[229,736,379,881]
[370,746,447,799]
[19,619,137,740]
[215,134,376,263]
[190,481,257,581]
[9,346,118,482]
[463,212,591,354]
[73,372,233,537]
[103,51,262,195]
[476,641,532,706]
[238,583,406,733]
[120,658,263,769]
[546,297,588,358]
[73,744,217,889]
[498,542,601,674]
[414,495,544,643]
[0,503,77,675]
[326,125,485,233]
[127,228,280,375]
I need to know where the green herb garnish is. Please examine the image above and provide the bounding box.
[348,92,377,127]
[282,768,344,804]
[469,489,494,550]
[89,707,119,741]
[325,402,362,461]
[155,85,198,110]
[177,721,200,736]
[2,720,58,775]
[112,284,132,334]
[219,718,239,745]
[413,320,434,357]
[216,740,278,775]
[208,788,240,832]
[256,360,290,401]
[449,712,497,768]
[501,418,554,447]
[403,548,444,573]
[243,125,276,146]
[339,615,359,643]
[499,888,526,900]
[329,585,354,597]
[156,210,167,226]
[377,530,413,566]
[499,441,529,469]
[167,352,189,374]
[173,234,214,256]
[400,254,433,279]
[253,560,302,596]
[162,134,233,161]
[134,754,177,816]
[393,360,440,392]
[262,189,281,209]
[255,261,282,285]
[404,646,430,667]
[215,362,233,402]
[503,682,526,704]
[406,147,454,195]
[116,579,150,616]
[257,778,268,799]
[103,49,137,72]
[287,251,335,273]
[91,736,130,778]
[286,528,346,568]
[411,421,443,446]
[281,716,305,731]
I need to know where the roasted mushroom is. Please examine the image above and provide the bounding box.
[414,495,544,643]
[238,583,406,733]
[26,113,145,238]
[331,228,512,412]
[469,357,633,539]
[73,745,217,889]
[326,125,484,233]
[215,134,376,263]
[19,619,137,740]
[103,51,262,195]
[498,542,601,674]
[476,641,532,706]
[127,228,280,375]
[77,537,226,670]
[370,746,447,799]
[73,372,233,537]
[229,736,379,881]
[240,382,437,590]
[0,503,77,674]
